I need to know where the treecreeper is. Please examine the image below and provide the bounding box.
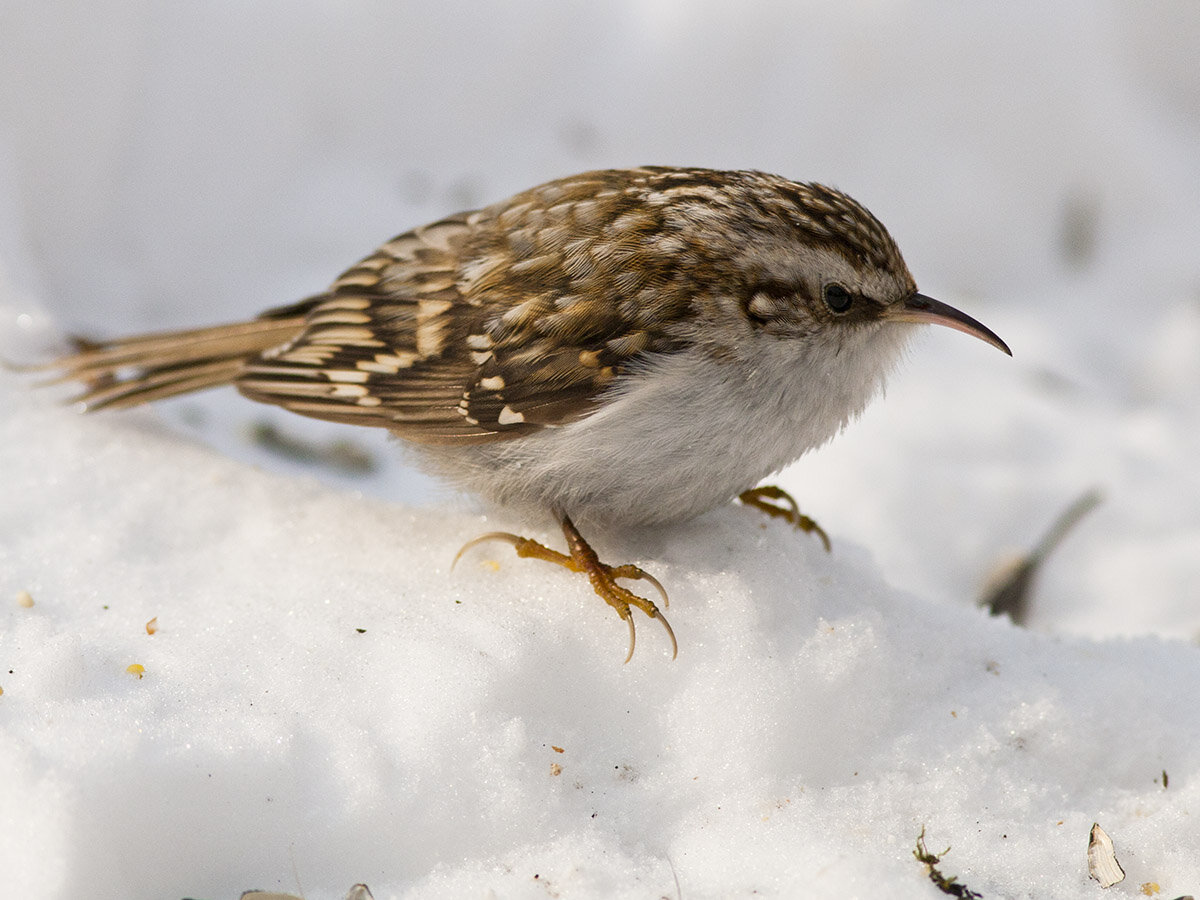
[37,167,1011,661]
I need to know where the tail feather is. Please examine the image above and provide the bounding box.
[41,315,308,411]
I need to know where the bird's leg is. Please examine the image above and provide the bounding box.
[738,485,831,552]
[454,515,677,663]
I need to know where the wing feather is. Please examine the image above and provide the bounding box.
[235,171,693,442]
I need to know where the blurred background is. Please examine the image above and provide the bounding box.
[2,0,1197,638]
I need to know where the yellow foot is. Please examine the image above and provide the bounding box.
[454,515,677,663]
[738,485,831,552]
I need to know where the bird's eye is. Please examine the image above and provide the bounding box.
[823,283,853,313]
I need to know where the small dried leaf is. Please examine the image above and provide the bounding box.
[126,664,146,679]
[1088,822,1125,888]
[145,616,158,635]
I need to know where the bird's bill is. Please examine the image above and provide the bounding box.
[886,293,1012,356]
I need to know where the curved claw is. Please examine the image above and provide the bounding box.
[619,602,676,664]
[800,516,832,554]
[610,565,670,608]
[452,531,523,569]
[642,570,669,608]
[656,609,678,661]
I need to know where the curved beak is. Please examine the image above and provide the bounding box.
[886,292,1011,356]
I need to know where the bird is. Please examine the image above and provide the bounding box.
[37,166,1011,661]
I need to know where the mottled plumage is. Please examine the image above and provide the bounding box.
[42,166,1010,660]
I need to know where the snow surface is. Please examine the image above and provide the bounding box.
[2,2,1199,898]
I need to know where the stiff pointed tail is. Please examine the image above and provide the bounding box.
[33,307,311,411]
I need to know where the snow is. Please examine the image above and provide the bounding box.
[2,2,1199,898]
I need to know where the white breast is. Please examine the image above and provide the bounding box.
[424,323,914,528]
